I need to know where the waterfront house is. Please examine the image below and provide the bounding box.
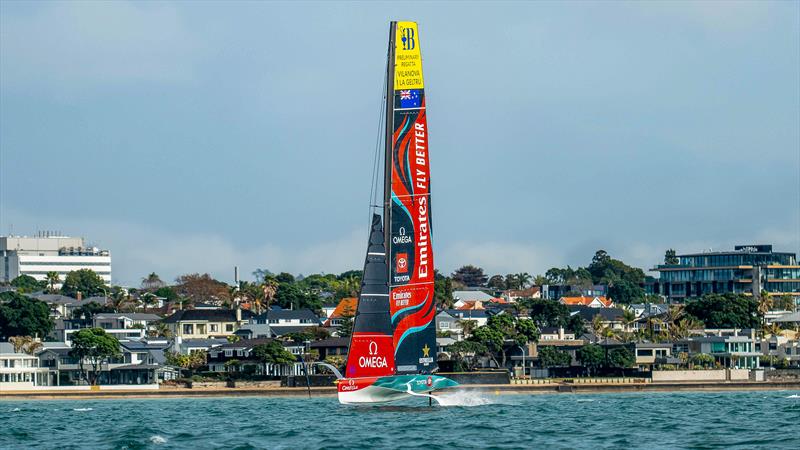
[675,334,761,369]
[254,308,320,330]
[0,342,51,390]
[163,307,252,339]
[207,338,304,376]
[38,340,162,386]
[309,337,349,360]
[633,342,678,371]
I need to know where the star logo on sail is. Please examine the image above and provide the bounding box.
[398,89,421,108]
[422,344,430,357]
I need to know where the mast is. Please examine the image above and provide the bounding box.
[383,21,396,272]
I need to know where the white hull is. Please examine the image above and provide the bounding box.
[338,385,413,404]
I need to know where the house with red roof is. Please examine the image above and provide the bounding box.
[559,295,614,308]
[323,297,358,327]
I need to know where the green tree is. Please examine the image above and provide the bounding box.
[664,249,679,265]
[487,275,506,290]
[538,346,571,368]
[273,282,322,312]
[684,293,759,329]
[577,344,605,376]
[69,327,121,385]
[61,269,107,298]
[607,347,635,369]
[586,250,646,304]
[469,314,539,368]
[336,304,355,338]
[690,353,715,369]
[451,265,488,287]
[253,340,296,375]
[153,286,179,304]
[434,270,454,307]
[448,340,487,371]
[10,275,45,293]
[72,301,113,320]
[166,350,207,375]
[0,292,54,340]
[45,271,61,293]
[141,272,166,291]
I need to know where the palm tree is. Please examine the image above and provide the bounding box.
[140,293,159,313]
[516,273,532,289]
[141,272,166,291]
[9,336,42,355]
[260,279,278,312]
[457,319,477,338]
[151,321,173,338]
[45,271,61,293]
[758,291,773,324]
[762,322,782,338]
[621,309,636,333]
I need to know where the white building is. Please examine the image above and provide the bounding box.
[0,233,112,286]
[0,342,51,390]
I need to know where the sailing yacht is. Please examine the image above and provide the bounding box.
[335,21,458,404]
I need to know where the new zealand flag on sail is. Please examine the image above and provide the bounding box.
[398,89,422,108]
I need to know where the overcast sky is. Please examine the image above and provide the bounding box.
[1,1,798,286]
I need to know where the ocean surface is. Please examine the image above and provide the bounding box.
[1,390,799,449]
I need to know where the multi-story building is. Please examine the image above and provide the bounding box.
[649,245,799,302]
[0,233,112,286]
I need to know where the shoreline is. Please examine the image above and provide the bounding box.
[2,381,799,400]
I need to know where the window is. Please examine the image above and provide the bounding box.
[226,324,234,332]
[236,350,243,357]
[637,349,653,357]
[210,324,219,332]
[440,322,450,329]
[225,349,233,357]
[183,324,194,335]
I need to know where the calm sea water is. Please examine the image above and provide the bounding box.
[1,390,799,449]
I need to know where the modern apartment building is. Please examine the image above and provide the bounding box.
[649,245,799,302]
[0,232,112,286]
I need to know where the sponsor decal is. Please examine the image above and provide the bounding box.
[394,22,423,89]
[339,378,359,392]
[396,253,408,273]
[393,226,412,244]
[426,376,433,387]
[401,25,415,50]
[358,340,388,369]
[397,365,417,372]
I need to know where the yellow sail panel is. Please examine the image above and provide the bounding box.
[394,21,424,90]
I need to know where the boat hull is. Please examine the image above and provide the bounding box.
[337,374,458,404]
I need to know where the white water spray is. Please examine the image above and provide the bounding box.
[405,383,495,407]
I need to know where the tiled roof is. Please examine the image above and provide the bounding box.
[505,287,541,298]
[560,296,614,308]
[323,298,357,326]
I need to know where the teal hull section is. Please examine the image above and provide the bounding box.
[372,374,459,393]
